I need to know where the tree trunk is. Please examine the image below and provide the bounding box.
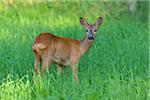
[129,0,138,14]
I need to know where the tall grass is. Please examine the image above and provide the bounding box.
[0,1,149,100]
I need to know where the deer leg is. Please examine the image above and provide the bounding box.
[40,56,51,75]
[34,54,40,75]
[70,63,79,83]
[57,64,63,76]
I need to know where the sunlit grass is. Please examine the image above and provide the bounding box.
[0,1,149,100]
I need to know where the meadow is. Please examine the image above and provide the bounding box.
[0,1,149,100]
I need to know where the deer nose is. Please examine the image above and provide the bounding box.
[88,30,94,40]
[88,36,94,40]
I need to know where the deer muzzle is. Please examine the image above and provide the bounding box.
[88,30,94,40]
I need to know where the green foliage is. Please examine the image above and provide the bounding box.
[0,1,149,100]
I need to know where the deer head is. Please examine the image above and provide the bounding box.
[80,17,103,42]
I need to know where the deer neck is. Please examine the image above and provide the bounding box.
[80,36,94,55]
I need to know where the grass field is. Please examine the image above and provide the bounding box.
[0,1,149,100]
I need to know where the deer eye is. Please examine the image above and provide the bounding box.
[94,30,97,32]
[86,29,88,32]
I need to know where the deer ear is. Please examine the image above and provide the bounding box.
[95,17,103,28]
[80,17,88,26]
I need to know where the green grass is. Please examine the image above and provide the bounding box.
[0,1,149,100]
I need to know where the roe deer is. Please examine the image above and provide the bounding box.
[32,17,103,83]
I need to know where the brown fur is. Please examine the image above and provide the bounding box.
[32,17,103,83]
